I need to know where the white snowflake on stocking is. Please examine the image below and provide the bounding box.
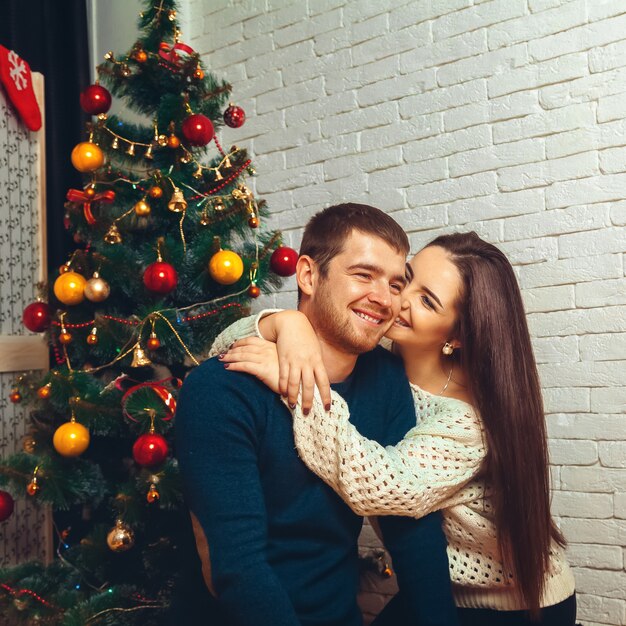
[8,50,28,91]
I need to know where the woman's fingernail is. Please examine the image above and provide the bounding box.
[223,363,230,369]
[325,404,331,412]
[217,352,225,360]
[289,403,296,409]
[303,408,310,416]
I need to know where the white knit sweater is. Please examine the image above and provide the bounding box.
[210,313,576,612]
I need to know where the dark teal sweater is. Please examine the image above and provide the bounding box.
[175,347,458,626]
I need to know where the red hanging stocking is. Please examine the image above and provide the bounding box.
[0,45,42,131]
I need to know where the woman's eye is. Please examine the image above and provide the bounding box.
[421,295,434,309]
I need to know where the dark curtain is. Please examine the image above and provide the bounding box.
[0,0,90,271]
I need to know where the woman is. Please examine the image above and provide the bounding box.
[212,232,576,625]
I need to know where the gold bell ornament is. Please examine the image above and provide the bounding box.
[104,224,122,244]
[168,186,187,213]
[131,342,152,367]
[134,199,151,216]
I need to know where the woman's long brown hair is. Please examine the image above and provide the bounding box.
[427,232,565,616]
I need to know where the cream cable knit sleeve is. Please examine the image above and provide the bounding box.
[207,310,283,358]
[292,386,486,519]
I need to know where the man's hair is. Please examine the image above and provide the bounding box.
[299,203,409,276]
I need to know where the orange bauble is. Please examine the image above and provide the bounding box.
[71,142,104,173]
[53,271,87,305]
[208,250,244,285]
[53,420,90,457]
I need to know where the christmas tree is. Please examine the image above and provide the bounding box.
[0,1,298,623]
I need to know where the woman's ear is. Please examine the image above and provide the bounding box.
[296,255,316,296]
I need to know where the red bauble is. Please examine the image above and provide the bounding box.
[143,261,178,294]
[79,84,112,115]
[23,301,51,332]
[248,284,261,298]
[181,114,214,147]
[270,246,298,277]
[132,433,169,467]
[0,490,14,522]
[223,104,246,128]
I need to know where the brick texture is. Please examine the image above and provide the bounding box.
[190,2,626,624]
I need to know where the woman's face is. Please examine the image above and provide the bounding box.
[386,245,463,353]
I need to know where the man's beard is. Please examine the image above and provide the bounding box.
[310,281,387,355]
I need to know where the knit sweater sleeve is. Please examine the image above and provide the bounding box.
[291,386,486,518]
[207,309,283,357]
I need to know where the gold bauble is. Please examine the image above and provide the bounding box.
[84,272,111,302]
[148,186,163,199]
[26,479,40,496]
[53,420,90,457]
[71,142,104,173]
[53,271,87,305]
[37,383,51,399]
[167,134,180,149]
[133,199,151,216]
[107,519,135,552]
[208,249,244,285]
[86,328,98,345]
[23,436,36,453]
[59,331,73,344]
[146,483,160,503]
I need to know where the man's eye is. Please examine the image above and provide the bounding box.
[391,283,403,293]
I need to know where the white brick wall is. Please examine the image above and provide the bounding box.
[189,1,626,624]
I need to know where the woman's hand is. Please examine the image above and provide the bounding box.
[230,310,331,414]
[219,337,281,394]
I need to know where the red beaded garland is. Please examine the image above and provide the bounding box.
[132,433,169,467]
[23,302,51,332]
[79,84,112,115]
[223,104,246,128]
[181,114,214,147]
[270,246,298,277]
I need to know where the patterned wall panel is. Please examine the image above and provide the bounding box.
[0,74,52,567]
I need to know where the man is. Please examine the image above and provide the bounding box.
[175,203,458,626]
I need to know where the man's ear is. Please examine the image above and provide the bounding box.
[296,255,316,296]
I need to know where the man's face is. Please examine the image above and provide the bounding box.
[308,231,407,355]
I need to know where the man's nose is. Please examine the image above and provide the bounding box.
[368,282,392,308]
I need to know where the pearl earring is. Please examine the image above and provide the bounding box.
[442,342,454,356]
